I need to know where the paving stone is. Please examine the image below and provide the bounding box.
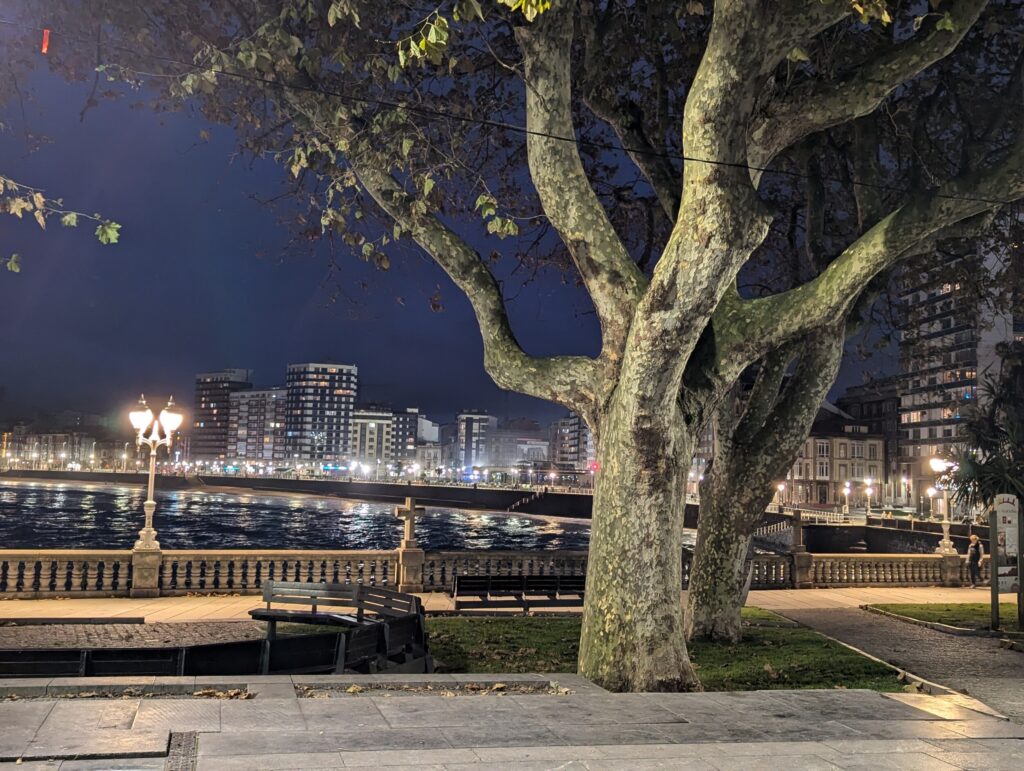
[586,760,719,771]
[0,622,265,650]
[59,760,166,770]
[131,699,221,732]
[22,730,168,761]
[219,698,305,732]
[831,751,960,769]
[707,757,842,771]
[471,745,606,762]
[920,738,998,753]
[0,762,59,770]
[821,739,951,754]
[440,723,565,749]
[322,728,452,752]
[339,748,480,766]
[446,763,589,771]
[197,731,338,757]
[676,741,842,758]
[195,752,344,770]
[297,698,389,730]
[833,720,966,741]
[767,690,939,721]
[922,750,1024,771]
[0,678,51,697]
[371,694,541,728]
[143,677,196,695]
[550,723,684,746]
[0,701,56,733]
[938,720,1024,739]
[509,694,684,726]
[0,731,35,763]
[39,699,140,732]
[46,678,154,696]
[250,683,297,699]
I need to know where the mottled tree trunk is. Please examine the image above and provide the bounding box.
[685,491,762,643]
[578,398,701,692]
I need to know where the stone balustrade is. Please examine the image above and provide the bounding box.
[0,548,994,599]
[0,550,133,598]
[158,550,397,595]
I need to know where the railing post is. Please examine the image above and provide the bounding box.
[939,553,963,587]
[791,552,814,588]
[395,497,425,592]
[130,543,162,598]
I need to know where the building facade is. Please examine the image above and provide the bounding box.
[454,412,497,468]
[784,406,887,507]
[227,388,287,463]
[896,255,1017,508]
[192,369,253,459]
[836,377,901,495]
[349,408,395,466]
[551,413,595,471]
[284,362,358,462]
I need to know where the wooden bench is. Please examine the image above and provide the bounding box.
[249,581,432,674]
[248,581,421,638]
[451,574,586,611]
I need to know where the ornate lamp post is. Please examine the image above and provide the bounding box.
[930,457,958,555]
[129,394,182,550]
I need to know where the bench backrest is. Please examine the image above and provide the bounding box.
[262,580,421,619]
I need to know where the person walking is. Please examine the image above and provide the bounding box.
[967,534,985,588]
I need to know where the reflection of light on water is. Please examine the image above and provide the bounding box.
[0,481,593,551]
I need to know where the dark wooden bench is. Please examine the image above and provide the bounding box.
[451,574,586,611]
[248,581,421,638]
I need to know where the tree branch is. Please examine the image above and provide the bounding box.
[350,157,602,419]
[745,131,1024,348]
[578,1,680,220]
[748,0,987,185]
[515,5,646,361]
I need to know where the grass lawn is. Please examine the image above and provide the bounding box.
[425,610,902,691]
[870,603,1020,632]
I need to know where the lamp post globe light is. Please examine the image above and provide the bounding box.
[129,394,182,550]
[929,457,958,555]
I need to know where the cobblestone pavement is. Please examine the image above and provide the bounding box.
[0,621,266,649]
[779,608,1024,723]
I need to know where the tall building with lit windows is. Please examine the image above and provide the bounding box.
[284,362,358,461]
[896,254,1015,509]
[228,387,287,463]
[192,369,253,459]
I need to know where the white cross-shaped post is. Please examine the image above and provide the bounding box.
[395,496,425,549]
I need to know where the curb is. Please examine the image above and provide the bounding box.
[860,605,993,636]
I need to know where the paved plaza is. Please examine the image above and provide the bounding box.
[0,675,1023,769]
[0,587,1008,623]
[1,589,1022,768]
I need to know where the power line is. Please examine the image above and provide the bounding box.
[0,16,1015,207]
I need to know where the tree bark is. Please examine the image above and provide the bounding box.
[578,396,701,692]
[684,492,757,643]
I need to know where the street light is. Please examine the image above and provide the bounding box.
[929,457,958,555]
[842,483,851,515]
[864,485,874,517]
[129,394,182,550]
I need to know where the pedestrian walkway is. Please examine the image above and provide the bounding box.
[0,587,1008,623]
[1,675,1023,769]
[779,607,1024,724]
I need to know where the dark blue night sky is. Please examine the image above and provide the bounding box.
[1,62,873,428]
[0,70,602,425]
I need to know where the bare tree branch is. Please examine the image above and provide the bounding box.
[748,1,987,185]
[515,6,646,362]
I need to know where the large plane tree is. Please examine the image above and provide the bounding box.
[5,0,1024,690]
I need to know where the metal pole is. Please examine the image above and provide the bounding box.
[990,505,1000,631]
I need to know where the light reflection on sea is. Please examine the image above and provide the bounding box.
[0,480,603,551]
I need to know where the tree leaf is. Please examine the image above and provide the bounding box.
[5,254,21,273]
[786,47,810,63]
[32,192,45,210]
[95,221,121,245]
[61,212,78,227]
[936,12,956,32]
[422,176,435,196]
[33,210,46,230]
[402,138,414,158]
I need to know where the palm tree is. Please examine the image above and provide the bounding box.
[951,342,1024,518]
